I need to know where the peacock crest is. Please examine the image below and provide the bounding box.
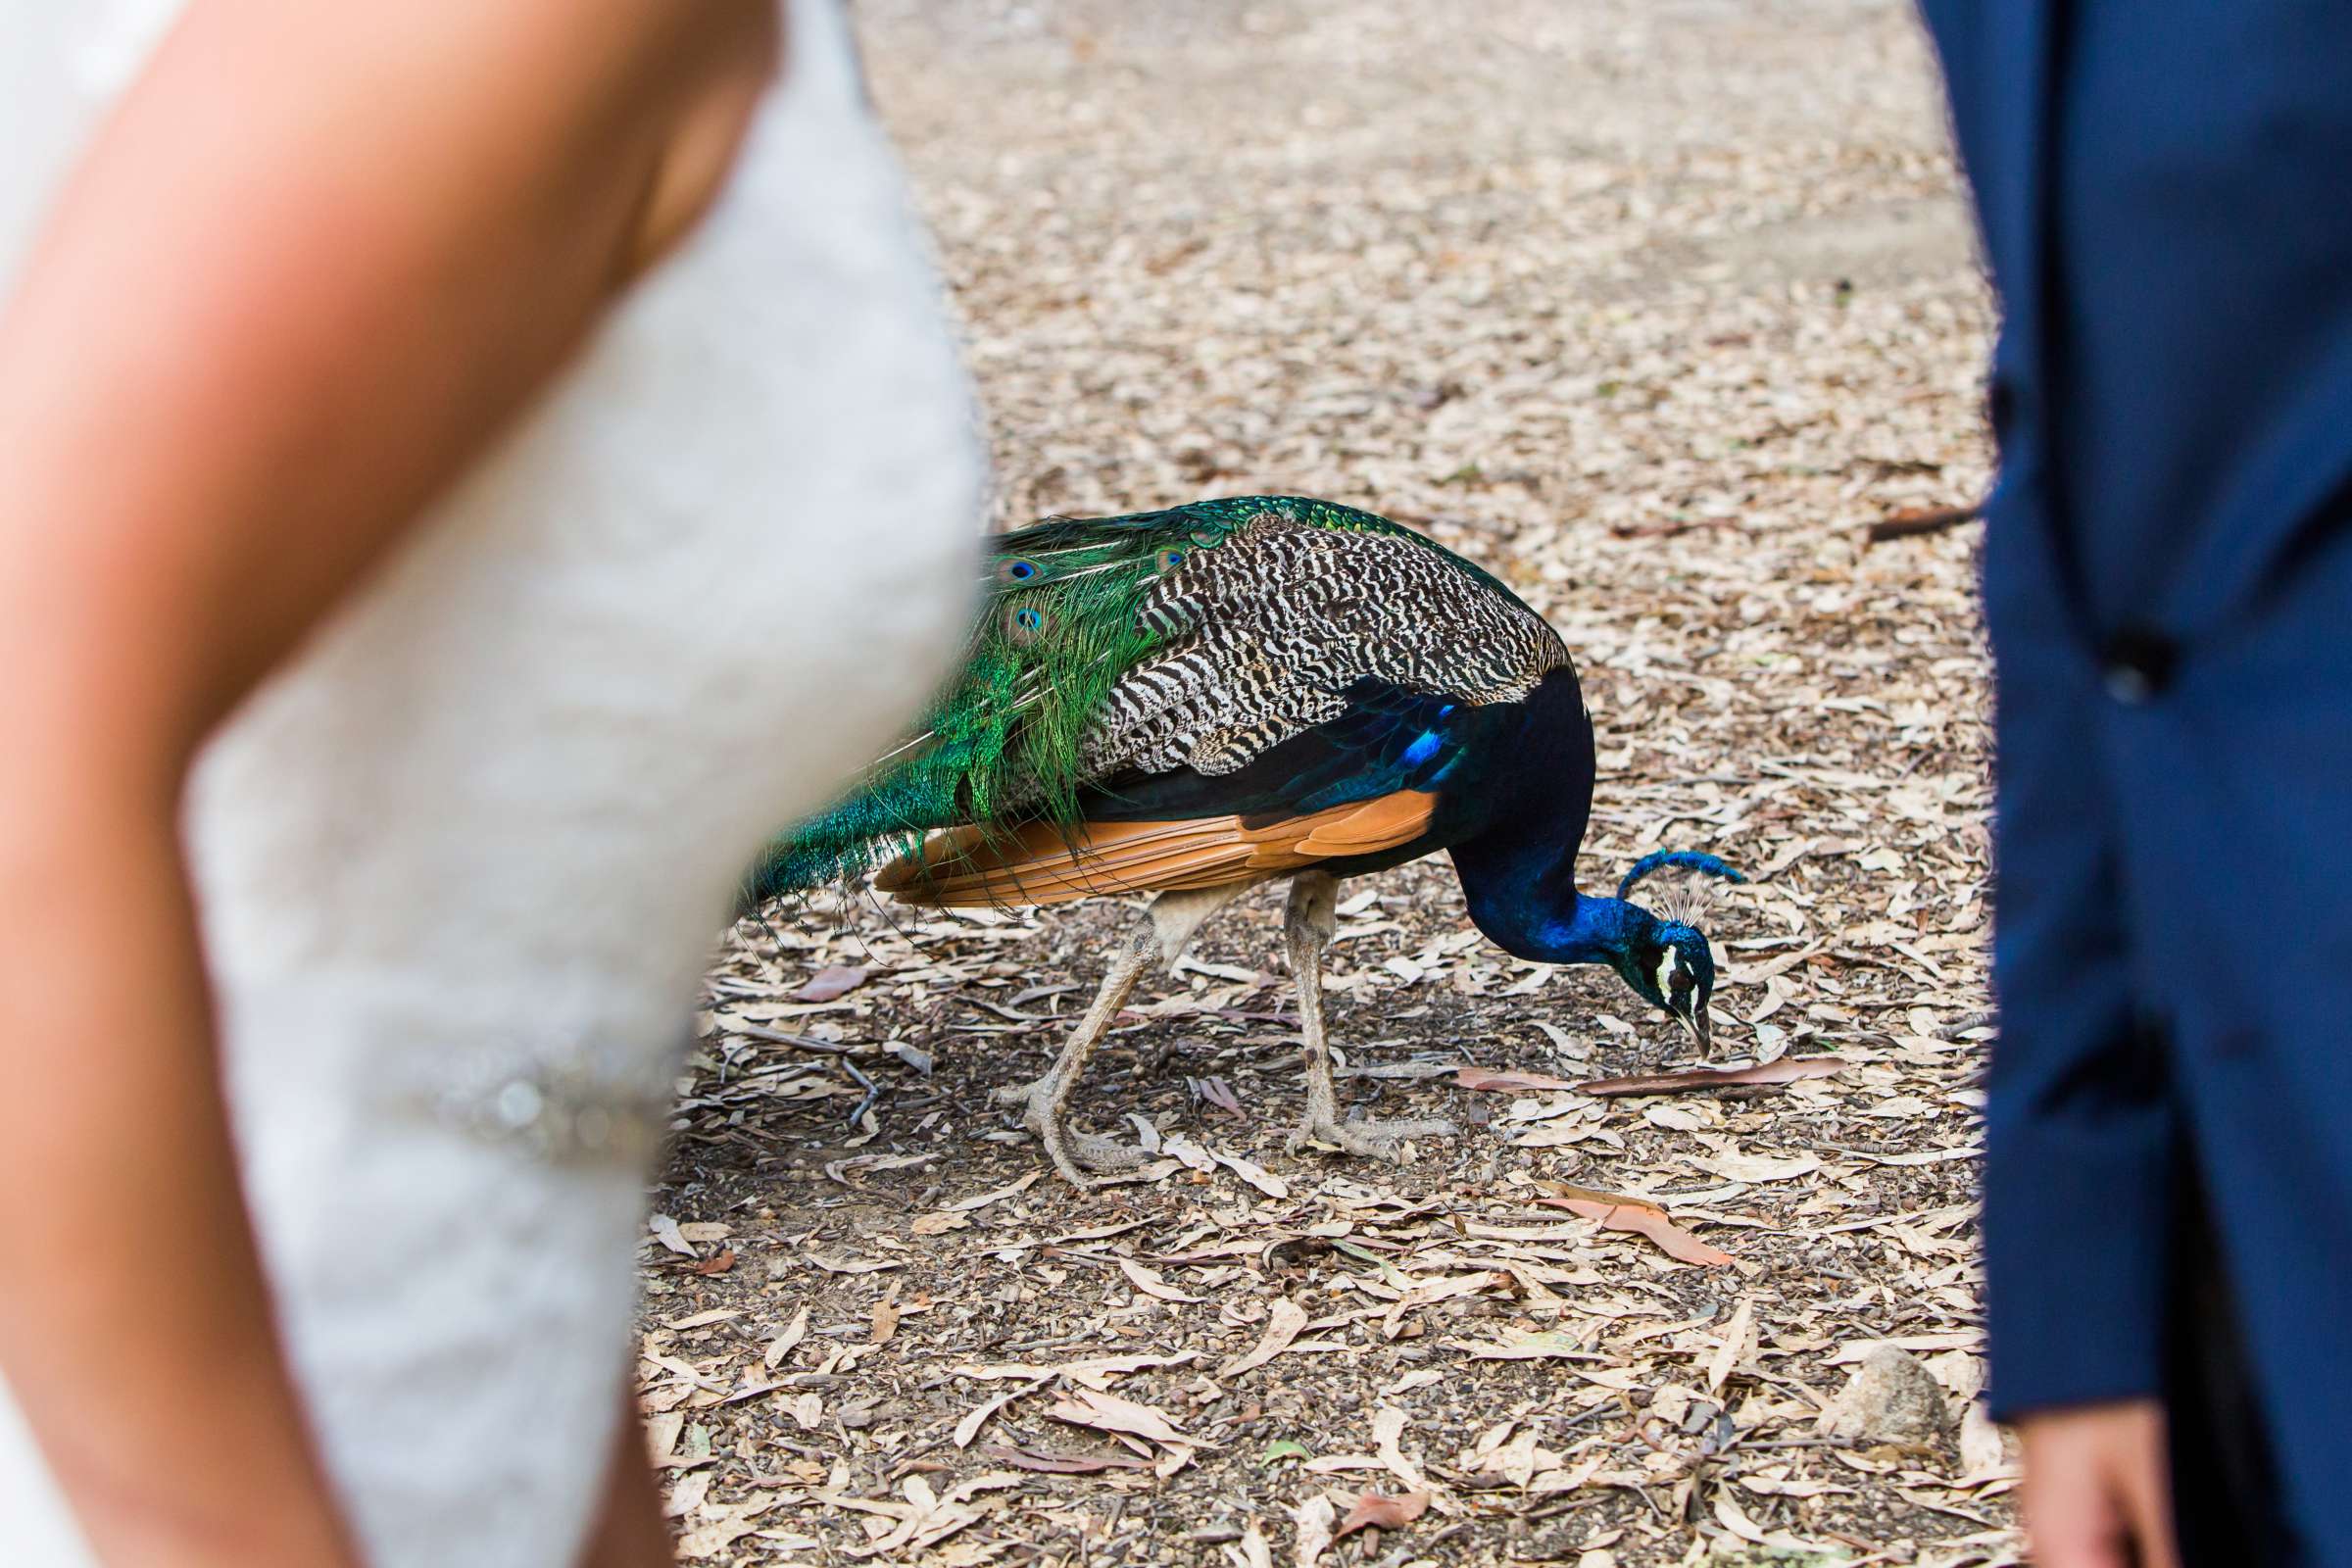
[1617,850,1747,926]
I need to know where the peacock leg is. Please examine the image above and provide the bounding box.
[995,884,1254,1187]
[1284,871,1458,1159]
[992,929,1153,1186]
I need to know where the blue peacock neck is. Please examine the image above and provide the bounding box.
[1449,796,1640,969]
[1454,845,1639,965]
[1443,669,1640,969]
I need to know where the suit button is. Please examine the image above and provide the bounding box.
[2102,626,2178,705]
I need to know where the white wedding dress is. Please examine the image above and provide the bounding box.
[0,2,982,1563]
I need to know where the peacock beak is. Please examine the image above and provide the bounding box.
[1678,1002,1712,1059]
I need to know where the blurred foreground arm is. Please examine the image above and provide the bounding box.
[0,1,774,1562]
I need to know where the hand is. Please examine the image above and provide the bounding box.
[2017,1398,2180,1568]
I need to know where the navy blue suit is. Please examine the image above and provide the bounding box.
[1918,2,2352,1556]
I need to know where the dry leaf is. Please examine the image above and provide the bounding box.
[675,1508,766,1560]
[1826,1332,1982,1363]
[944,1172,1041,1211]
[1457,1420,1562,1489]
[663,1470,710,1520]
[1711,1486,1768,1544]
[910,1209,971,1236]
[1158,1134,1218,1173]
[1690,1137,1823,1184]
[1534,1196,1735,1267]
[648,1214,697,1258]
[1047,1387,1198,1448]
[806,1252,900,1275]
[643,1411,684,1467]
[1119,1257,1207,1303]
[1454,1329,1591,1361]
[1382,1270,1506,1338]
[1740,1473,1859,1499]
[956,1351,1198,1387]
[795,965,869,1002]
[1335,1490,1428,1540]
[1455,1066,1585,1093]
[762,1305,808,1370]
[1210,1147,1291,1199]
[978,1443,1152,1474]
[1290,1494,1337,1567]
[1958,1400,2012,1480]
[1579,1055,1845,1096]
[1834,1143,1984,1167]
[1220,1298,1310,1377]
[1704,1297,1755,1393]
[954,1380,1042,1448]
[664,1308,742,1331]
[1371,1404,1433,1494]
[1225,1522,1274,1568]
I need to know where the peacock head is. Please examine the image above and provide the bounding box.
[1606,852,1745,1056]
[1607,916,1721,1055]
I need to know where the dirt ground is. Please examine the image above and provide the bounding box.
[635,3,2012,1563]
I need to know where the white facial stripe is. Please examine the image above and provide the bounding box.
[1654,951,1679,1004]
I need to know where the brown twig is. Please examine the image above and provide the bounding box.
[1612,514,1744,540]
[1864,501,1984,544]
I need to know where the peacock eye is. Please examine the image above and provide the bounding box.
[1154,548,1187,572]
[1007,605,1049,643]
[997,558,1041,584]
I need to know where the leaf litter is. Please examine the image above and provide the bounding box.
[638,1,2013,1562]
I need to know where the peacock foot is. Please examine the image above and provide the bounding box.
[1288,1110,1459,1162]
[992,1076,1150,1189]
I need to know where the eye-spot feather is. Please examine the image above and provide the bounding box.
[1006,605,1049,646]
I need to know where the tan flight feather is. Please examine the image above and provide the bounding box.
[875,791,1440,908]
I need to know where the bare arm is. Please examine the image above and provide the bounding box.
[0,2,774,1561]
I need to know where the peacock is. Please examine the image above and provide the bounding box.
[744,496,1743,1187]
